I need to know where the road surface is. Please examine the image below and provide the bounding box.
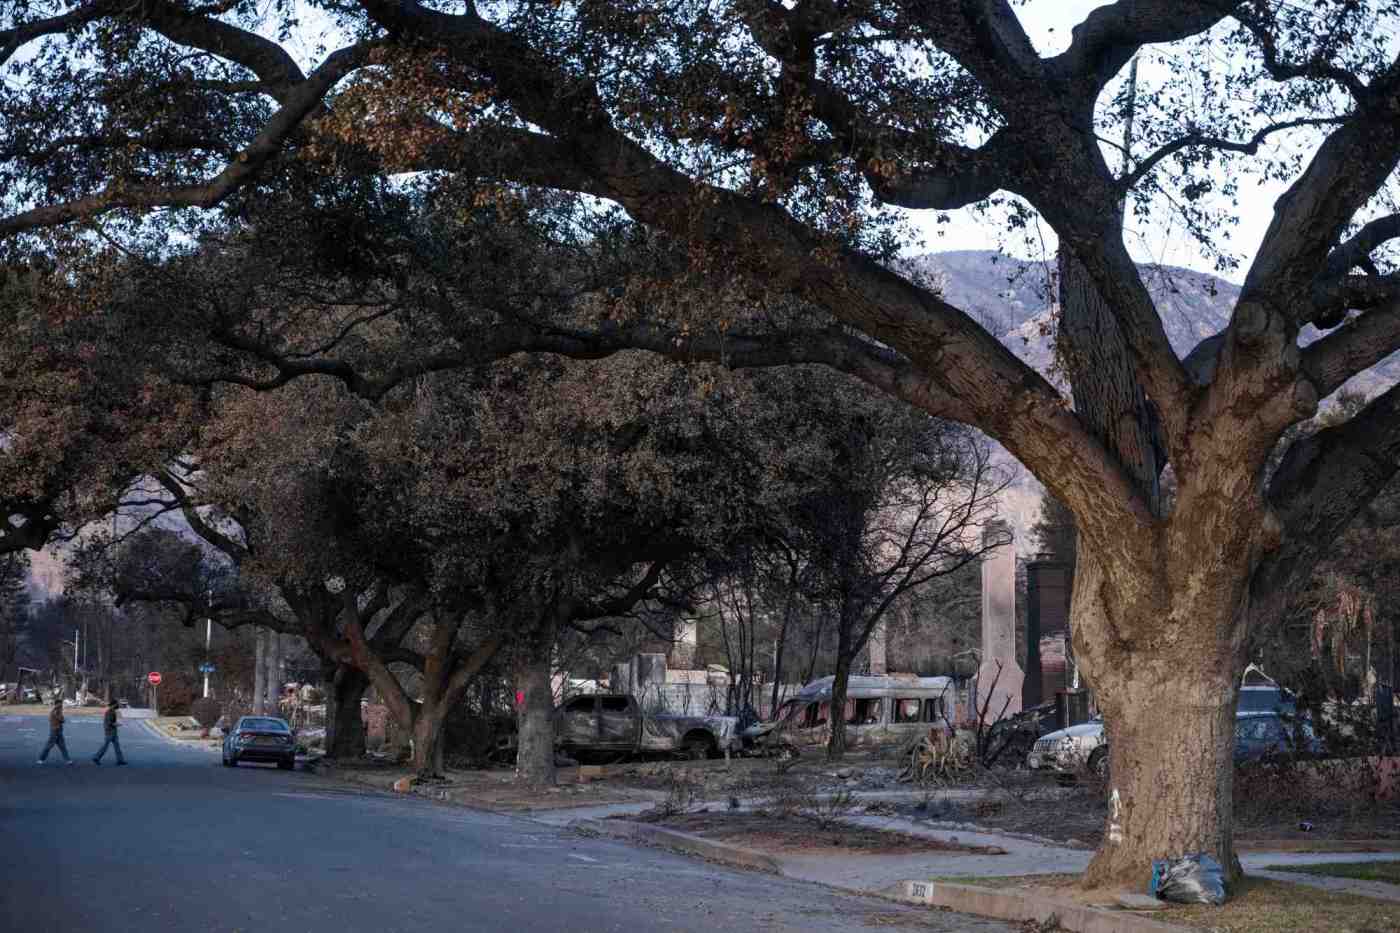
[1,712,1013,932]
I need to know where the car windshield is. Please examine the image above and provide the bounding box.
[240,718,288,732]
[1239,688,1295,713]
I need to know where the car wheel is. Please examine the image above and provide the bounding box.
[1088,747,1109,780]
[278,758,294,771]
[683,739,713,760]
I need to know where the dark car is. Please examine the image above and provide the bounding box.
[1234,711,1324,763]
[222,716,296,770]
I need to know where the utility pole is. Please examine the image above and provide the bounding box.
[202,588,212,699]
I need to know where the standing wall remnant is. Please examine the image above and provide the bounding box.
[1025,556,1072,707]
[977,520,1023,719]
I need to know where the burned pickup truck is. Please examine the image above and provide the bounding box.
[555,693,741,761]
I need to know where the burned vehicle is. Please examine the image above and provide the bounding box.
[554,693,740,761]
[743,675,959,754]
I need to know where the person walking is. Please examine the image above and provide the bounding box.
[37,696,75,765]
[92,698,127,766]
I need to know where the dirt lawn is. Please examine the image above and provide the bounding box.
[960,874,1399,933]
[635,810,1008,856]
[894,769,1400,852]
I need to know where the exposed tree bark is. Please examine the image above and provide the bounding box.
[513,621,557,787]
[263,629,282,715]
[252,628,266,716]
[324,663,368,761]
[826,627,854,761]
[406,616,502,778]
[1071,552,1247,887]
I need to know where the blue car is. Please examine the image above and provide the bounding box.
[222,716,296,770]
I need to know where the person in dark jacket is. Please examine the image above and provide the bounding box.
[38,696,74,765]
[93,699,126,765]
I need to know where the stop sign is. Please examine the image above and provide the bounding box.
[147,672,162,686]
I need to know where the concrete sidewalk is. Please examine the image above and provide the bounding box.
[567,807,1400,904]
[1249,867,1400,903]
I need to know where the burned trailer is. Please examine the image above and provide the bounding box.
[742,674,965,754]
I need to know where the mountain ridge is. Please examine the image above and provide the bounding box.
[904,249,1399,398]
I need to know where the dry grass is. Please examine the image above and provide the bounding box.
[924,873,1400,932]
[1262,860,1400,885]
[1166,876,1399,932]
[4,703,105,716]
[645,811,1008,856]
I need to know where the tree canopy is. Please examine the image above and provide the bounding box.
[8,0,1400,887]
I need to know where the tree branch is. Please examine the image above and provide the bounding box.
[1120,116,1347,194]
[153,469,249,564]
[1255,382,1400,619]
[1302,300,1400,399]
[0,1,112,68]
[0,41,374,238]
[1232,7,1371,100]
[1048,0,1243,89]
[1324,214,1400,279]
[1244,72,1400,319]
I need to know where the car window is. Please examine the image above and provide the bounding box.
[923,698,945,723]
[1238,689,1287,713]
[893,698,922,724]
[239,718,288,732]
[562,697,594,714]
[599,697,630,713]
[1236,718,1276,740]
[846,698,881,725]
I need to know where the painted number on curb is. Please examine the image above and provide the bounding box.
[910,883,930,899]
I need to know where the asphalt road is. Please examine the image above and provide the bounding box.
[0,712,1013,933]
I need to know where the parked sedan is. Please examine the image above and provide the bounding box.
[222,716,296,770]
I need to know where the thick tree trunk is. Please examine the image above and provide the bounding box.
[324,664,368,761]
[252,628,266,716]
[410,700,448,778]
[514,643,556,787]
[263,631,282,715]
[1072,549,1249,890]
[826,635,854,761]
[1087,671,1240,887]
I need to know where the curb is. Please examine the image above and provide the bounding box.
[139,719,218,753]
[573,818,782,874]
[885,880,1193,933]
